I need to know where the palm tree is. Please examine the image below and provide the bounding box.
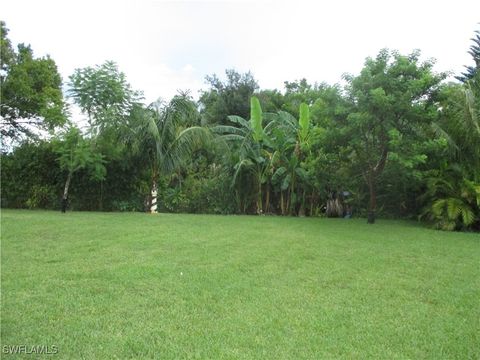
[124,94,211,213]
[423,80,480,230]
[420,166,479,230]
[434,82,480,179]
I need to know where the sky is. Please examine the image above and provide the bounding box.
[2,0,480,105]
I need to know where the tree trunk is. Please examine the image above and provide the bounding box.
[288,176,295,215]
[99,180,104,211]
[235,190,242,214]
[264,184,270,214]
[298,189,306,217]
[309,191,315,216]
[280,191,286,215]
[61,171,72,213]
[257,182,263,215]
[149,164,159,214]
[367,141,388,224]
[367,175,376,224]
[286,193,290,215]
[150,179,158,214]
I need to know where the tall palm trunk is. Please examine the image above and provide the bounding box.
[150,166,159,214]
[61,171,72,213]
[150,180,158,213]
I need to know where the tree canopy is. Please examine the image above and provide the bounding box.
[1,21,66,142]
[199,69,259,125]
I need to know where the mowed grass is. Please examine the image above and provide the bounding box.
[1,210,479,359]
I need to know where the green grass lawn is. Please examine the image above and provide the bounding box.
[1,210,479,359]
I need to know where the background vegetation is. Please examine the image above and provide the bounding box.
[1,22,479,231]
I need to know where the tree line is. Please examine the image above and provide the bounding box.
[1,21,479,231]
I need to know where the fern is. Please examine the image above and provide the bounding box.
[431,199,446,217]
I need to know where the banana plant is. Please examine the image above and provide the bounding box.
[215,96,274,214]
[269,103,312,215]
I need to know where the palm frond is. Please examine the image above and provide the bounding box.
[460,205,475,226]
[163,126,212,173]
[227,115,249,129]
[464,86,479,134]
[220,134,246,142]
[431,199,446,217]
[231,158,254,188]
[430,122,459,154]
[276,111,298,130]
[213,125,247,136]
[446,198,462,220]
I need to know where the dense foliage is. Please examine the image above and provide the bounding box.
[1,23,479,231]
[0,21,67,142]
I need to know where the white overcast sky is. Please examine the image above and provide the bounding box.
[2,0,480,104]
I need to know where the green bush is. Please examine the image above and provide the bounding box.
[26,185,58,209]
